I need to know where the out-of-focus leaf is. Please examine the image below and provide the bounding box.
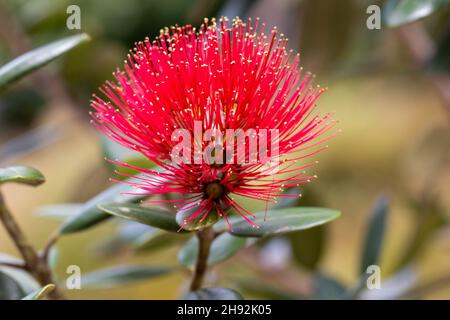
[48,247,59,271]
[396,199,447,268]
[58,176,148,234]
[230,207,340,237]
[289,225,326,270]
[183,287,243,300]
[0,125,61,164]
[360,195,389,274]
[0,87,46,126]
[0,270,26,300]
[359,265,418,300]
[428,24,450,72]
[101,135,140,163]
[81,265,173,289]
[313,273,347,300]
[178,233,247,268]
[101,136,156,177]
[0,166,45,186]
[22,284,55,300]
[0,254,40,294]
[134,229,188,252]
[237,280,300,300]
[118,220,154,242]
[98,203,184,232]
[383,0,449,27]
[36,203,82,219]
[0,33,90,90]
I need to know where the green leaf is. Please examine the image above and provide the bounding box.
[360,195,389,274]
[230,207,341,237]
[178,233,247,268]
[58,176,148,234]
[101,135,155,176]
[237,280,300,300]
[22,284,55,300]
[0,270,26,300]
[0,33,90,90]
[383,0,449,27]
[313,273,347,300]
[81,265,173,289]
[427,25,450,72]
[98,203,184,232]
[134,229,188,252]
[183,287,243,300]
[36,203,82,219]
[0,254,40,294]
[289,225,326,270]
[175,201,221,231]
[0,166,45,186]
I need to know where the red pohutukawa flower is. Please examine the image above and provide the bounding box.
[91,17,335,229]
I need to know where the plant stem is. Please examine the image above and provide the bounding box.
[0,191,65,300]
[189,227,215,291]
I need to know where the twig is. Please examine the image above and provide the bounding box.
[189,227,215,291]
[41,231,59,263]
[0,190,65,299]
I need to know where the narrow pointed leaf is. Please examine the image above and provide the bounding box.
[0,33,90,90]
[0,166,45,186]
[183,287,243,300]
[230,207,340,237]
[98,203,183,232]
[313,273,347,299]
[58,176,148,234]
[360,195,389,274]
[178,233,247,268]
[36,203,82,219]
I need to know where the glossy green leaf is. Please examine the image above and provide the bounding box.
[22,284,55,300]
[98,203,183,232]
[58,176,148,234]
[183,287,243,300]
[0,33,90,90]
[175,201,221,231]
[178,233,247,268]
[230,207,341,237]
[0,166,45,186]
[360,195,389,274]
[0,270,26,300]
[383,0,449,27]
[81,265,173,289]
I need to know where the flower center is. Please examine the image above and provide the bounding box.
[205,182,224,200]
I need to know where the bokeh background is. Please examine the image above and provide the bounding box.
[1,0,450,299]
